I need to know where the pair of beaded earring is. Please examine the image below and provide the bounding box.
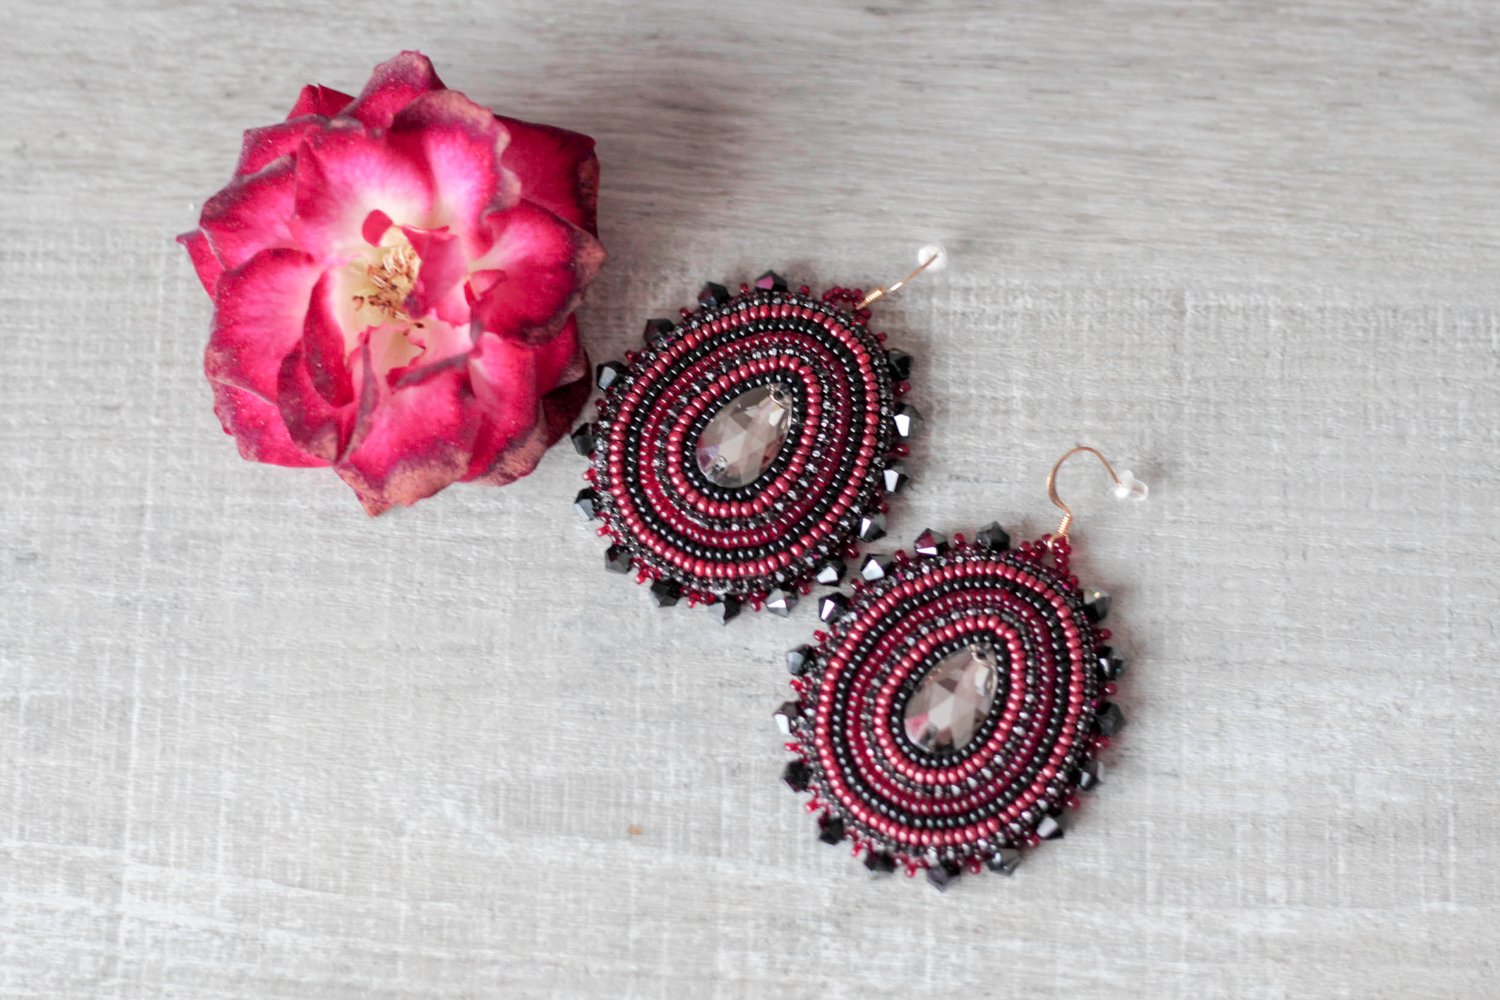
[570,250,1148,889]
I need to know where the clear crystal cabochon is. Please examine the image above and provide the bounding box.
[903,644,1000,752]
[695,383,794,488]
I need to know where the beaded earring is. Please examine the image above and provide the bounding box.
[570,247,946,621]
[776,446,1148,889]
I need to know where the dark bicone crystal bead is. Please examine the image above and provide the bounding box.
[1096,701,1126,737]
[892,403,923,439]
[985,847,1023,875]
[975,521,1012,552]
[765,589,798,617]
[886,348,913,381]
[786,645,816,676]
[1097,648,1128,680]
[569,422,596,456]
[882,352,906,383]
[858,512,887,542]
[716,596,743,625]
[914,528,949,558]
[642,318,675,347]
[882,462,909,494]
[755,270,788,292]
[595,360,628,391]
[782,759,811,792]
[1083,590,1111,623]
[927,860,962,892]
[604,544,632,574]
[1035,815,1064,841]
[814,558,848,586]
[817,815,846,845]
[698,282,731,307]
[818,593,850,623]
[573,489,600,521]
[1075,761,1103,791]
[864,851,897,875]
[860,553,895,581]
[649,579,681,608]
[773,701,801,735]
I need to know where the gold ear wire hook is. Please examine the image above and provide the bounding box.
[1046,445,1124,544]
[856,251,943,310]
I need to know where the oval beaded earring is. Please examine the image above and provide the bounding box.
[776,445,1149,889]
[570,247,946,621]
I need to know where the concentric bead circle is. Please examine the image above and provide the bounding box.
[782,533,1120,880]
[581,281,911,605]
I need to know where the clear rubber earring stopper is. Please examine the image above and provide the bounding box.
[1110,470,1149,502]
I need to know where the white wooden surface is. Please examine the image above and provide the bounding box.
[3,2,1499,998]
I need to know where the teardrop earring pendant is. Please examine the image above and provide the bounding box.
[777,445,1148,889]
[571,247,946,621]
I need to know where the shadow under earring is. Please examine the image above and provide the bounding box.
[571,247,945,621]
[777,446,1149,889]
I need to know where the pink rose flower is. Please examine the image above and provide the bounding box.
[179,52,604,513]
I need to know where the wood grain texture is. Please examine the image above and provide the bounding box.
[2,1,1498,998]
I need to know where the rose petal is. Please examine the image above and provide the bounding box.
[354,494,393,516]
[470,417,554,489]
[275,345,351,463]
[300,271,355,406]
[468,201,605,343]
[537,315,590,393]
[529,318,590,448]
[496,115,600,235]
[339,337,383,461]
[345,51,445,129]
[287,84,354,120]
[390,90,517,253]
[275,279,368,466]
[361,209,394,246]
[400,225,470,328]
[197,159,298,274]
[463,318,588,482]
[531,345,592,460]
[236,118,321,176]
[465,330,543,467]
[335,357,481,510]
[177,228,225,296]
[290,123,435,259]
[205,248,323,400]
[209,382,326,468]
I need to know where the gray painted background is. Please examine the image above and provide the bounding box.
[2,1,1498,997]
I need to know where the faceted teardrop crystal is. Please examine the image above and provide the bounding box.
[903,645,999,752]
[695,384,793,487]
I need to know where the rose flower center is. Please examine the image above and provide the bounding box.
[342,235,435,374]
[349,240,421,326]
